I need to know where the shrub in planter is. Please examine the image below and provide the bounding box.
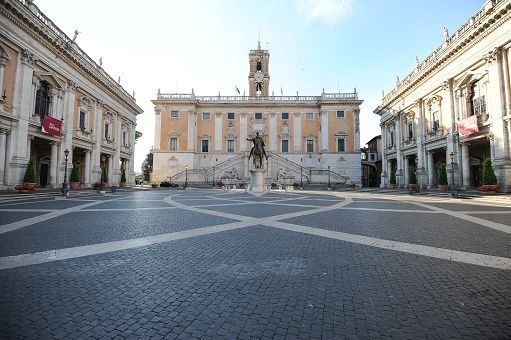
[120,168,127,187]
[69,164,80,189]
[23,158,36,183]
[408,166,417,191]
[481,158,498,193]
[438,164,448,191]
[389,172,396,188]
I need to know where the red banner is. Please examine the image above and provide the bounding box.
[42,115,62,137]
[458,115,479,136]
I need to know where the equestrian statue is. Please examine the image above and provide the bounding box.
[246,132,268,169]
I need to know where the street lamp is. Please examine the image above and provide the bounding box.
[61,149,69,196]
[300,157,303,189]
[100,155,106,192]
[450,151,457,198]
[327,165,331,190]
[415,156,420,193]
[184,165,188,189]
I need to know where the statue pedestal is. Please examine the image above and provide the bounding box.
[250,169,266,193]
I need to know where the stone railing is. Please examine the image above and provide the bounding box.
[157,92,358,102]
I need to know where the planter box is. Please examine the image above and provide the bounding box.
[480,184,498,195]
[438,184,448,192]
[69,182,80,190]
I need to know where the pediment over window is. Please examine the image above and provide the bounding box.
[34,72,65,89]
[78,96,93,110]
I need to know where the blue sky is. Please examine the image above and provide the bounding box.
[36,0,485,171]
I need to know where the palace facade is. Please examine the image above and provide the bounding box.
[0,0,143,189]
[374,0,511,192]
[151,43,363,186]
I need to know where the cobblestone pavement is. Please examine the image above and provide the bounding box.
[0,189,510,339]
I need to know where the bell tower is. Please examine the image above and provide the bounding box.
[248,40,270,97]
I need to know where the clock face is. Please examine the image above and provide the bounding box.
[254,71,264,82]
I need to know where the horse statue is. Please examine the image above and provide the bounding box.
[247,132,268,169]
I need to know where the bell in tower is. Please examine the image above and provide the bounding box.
[248,41,270,97]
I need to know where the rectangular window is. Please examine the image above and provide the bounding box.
[472,96,486,115]
[370,153,376,161]
[306,112,314,120]
[202,112,210,120]
[336,110,345,118]
[170,137,177,151]
[390,131,394,146]
[123,131,128,146]
[281,112,289,120]
[227,139,234,152]
[255,113,263,120]
[306,139,314,153]
[79,111,86,130]
[432,111,439,130]
[171,111,179,118]
[201,139,209,152]
[337,138,345,152]
[281,140,289,153]
[407,122,413,140]
[227,112,235,120]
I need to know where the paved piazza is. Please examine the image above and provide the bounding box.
[0,189,510,339]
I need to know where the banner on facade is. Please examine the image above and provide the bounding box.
[42,115,62,137]
[457,115,478,136]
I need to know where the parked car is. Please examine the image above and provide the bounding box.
[159,180,178,188]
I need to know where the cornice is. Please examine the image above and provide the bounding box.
[2,0,143,115]
[380,1,511,108]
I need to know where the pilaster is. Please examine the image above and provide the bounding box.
[293,112,301,152]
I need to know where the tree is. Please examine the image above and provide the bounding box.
[482,158,497,185]
[101,167,108,183]
[408,166,416,185]
[438,164,448,185]
[142,152,153,181]
[135,130,142,142]
[70,164,80,182]
[23,158,36,183]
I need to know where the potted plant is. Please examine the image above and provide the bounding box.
[389,172,396,189]
[438,164,448,192]
[480,157,498,194]
[119,168,127,187]
[408,166,417,192]
[69,164,80,189]
[21,158,37,191]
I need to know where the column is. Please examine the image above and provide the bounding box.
[427,151,434,187]
[395,116,403,186]
[386,159,392,187]
[108,155,114,184]
[461,142,470,188]
[187,110,196,152]
[154,107,161,150]
[293,112,301,152]
[0,130,7,186]
[114,113,121,184]
[49,142,58,187]
[269,112,276,152]
[320,111,328,152]
[84,149,91,186]
[487,48,508,161]
[380,123,387,188]
[354,109,360,152]
[92,100,103,183]
[502,48,511,117]
[129,123,136,185]
[26,136,32,158]
[240,113,247,151]
[214,112,222,151]
[10,50,36,175]
[404,157,409,185]
[0,57,7,111]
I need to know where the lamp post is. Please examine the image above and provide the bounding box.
[100,155,106,192]
[300,157,303,189]
[61,149,69,196]
[184,165,188,189]
[327,165,331,190]
[415,156,420,193]
[450,151,457,198]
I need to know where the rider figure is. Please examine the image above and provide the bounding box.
[246,132,268,160]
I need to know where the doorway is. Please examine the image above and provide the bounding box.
[39,163,49,187]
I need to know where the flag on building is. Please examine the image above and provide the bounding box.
[235,86,240,94]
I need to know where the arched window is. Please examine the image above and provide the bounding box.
[35,81,51,116]
[256,61,262,71]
